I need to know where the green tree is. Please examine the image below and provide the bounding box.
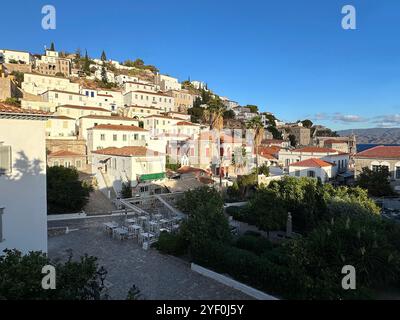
[356,166,395,197]
[244,105,259,113]
[246,116,265,176]
[121,182,132,199]
[0,249,104,300]
[288,134,297,147]
[101,50,107,62]
[101,62,108,84]
[47,166,93,214]
[49,42,55,51]
[178,187,231,251]
[267,126,282,140]
[301,119,313,128]
[83,50,91,75]
[11,71,24,87]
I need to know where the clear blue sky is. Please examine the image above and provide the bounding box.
[1,0,400,130]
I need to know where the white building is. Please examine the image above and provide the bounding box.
[143,115,183,136]
[91,146,166,198]
[0,49,33,64]
[81,88,124,112]
[156,74,181,91]
[22,73,81,96]
[122,81,159,94]
[191,80,206,90]
[0,104,51,254]
[115,74,139,85]
[279,146,349,174]
[87,124,149,152]
[45,116,76,139]
[55,105,112,120]
[289,158,335,183]
[121,105,163,119]
[78,115,140,141]
[123,91,175,111]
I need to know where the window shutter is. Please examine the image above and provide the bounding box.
[0,146,12,175]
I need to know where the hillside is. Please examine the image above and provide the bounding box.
[338,128,400,144]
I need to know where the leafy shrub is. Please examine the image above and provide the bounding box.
[153,232,188,256]
[235,235,273,255]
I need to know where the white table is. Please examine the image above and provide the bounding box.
[104,222,118,233]
[113,228,128,240]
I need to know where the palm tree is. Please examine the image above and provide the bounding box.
[205,100,226,187]
[246,116,265,177]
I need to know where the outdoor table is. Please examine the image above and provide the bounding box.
[126,219,136,224]
[104,222,118,232]
[113,228,128,240]
[128,224,141,232]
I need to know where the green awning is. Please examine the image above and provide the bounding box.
[139,172,166,182]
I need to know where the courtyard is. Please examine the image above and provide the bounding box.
[48,217,252,300]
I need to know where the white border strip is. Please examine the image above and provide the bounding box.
[191,263,278,300]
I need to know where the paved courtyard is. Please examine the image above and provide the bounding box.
[48,217,252,300]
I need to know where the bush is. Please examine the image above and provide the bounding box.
[153,232,188,256]
[235,235,273,256]
[47,166,93,214]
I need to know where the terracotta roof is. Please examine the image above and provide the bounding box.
[259,153,277,160]
[355,146,400,159]
[57,105,110,112]
[289,158,334,168]
[48,150,83,157]
[294,146,339,153]
[199,177,215,185]
[0,103,52,116]
[176,121,198,126]
[87,124,148,132]
[143,114,179,120]
[259,146,281,155]
[80,115,138,121]
[92,146,161,157]
[177,166,208,174]
[52,115,75,120]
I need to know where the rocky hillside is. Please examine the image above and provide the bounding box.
[338,128,400,144]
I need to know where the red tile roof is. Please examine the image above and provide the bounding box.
[48,150,83,157]
[289,158,334,168]
[88,124,148,132]
[176,121,198,126]
[355,146,400,159]
[177,166,208,174]
[52,115,75,120]
[295,146,339,153]
[97,93,113,97]
[57,105,110,112]
[92,146,161,157]
[324,139,348,144]
[259,146,281,155]
[80,115,138,121]
[0,103,52,116]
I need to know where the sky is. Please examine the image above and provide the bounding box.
[1,0,400,130]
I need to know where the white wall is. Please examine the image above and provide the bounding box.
[0,119,48,253]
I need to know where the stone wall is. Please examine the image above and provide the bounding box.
[46,138,87,155]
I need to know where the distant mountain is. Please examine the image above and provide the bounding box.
[338,128,400,144]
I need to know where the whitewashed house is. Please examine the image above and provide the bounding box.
[0,104,51,254]
[78,115,140,141]
[55,105,112,120]
[87,124,149,152]
[123,91,174,111]
[0,49,33,64]
[288,158,335,183]
[91,146,166,198]
[45,116,76,139]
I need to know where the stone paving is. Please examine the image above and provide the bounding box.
[48,218,253,300]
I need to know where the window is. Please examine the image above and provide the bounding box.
[0,207,4,242]
[76,160,81,168]
[372,165,380,172]
[100,134,106,141]
[396,167,400,180]
[134,134,139,140]
[123,134,127,142]
[307,171,315,178]
[113,158,117,170]
[0,145,12,175]
[295,170,300,177]
[113,134,117,141]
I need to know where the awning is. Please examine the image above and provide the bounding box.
[139,172,166,182]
